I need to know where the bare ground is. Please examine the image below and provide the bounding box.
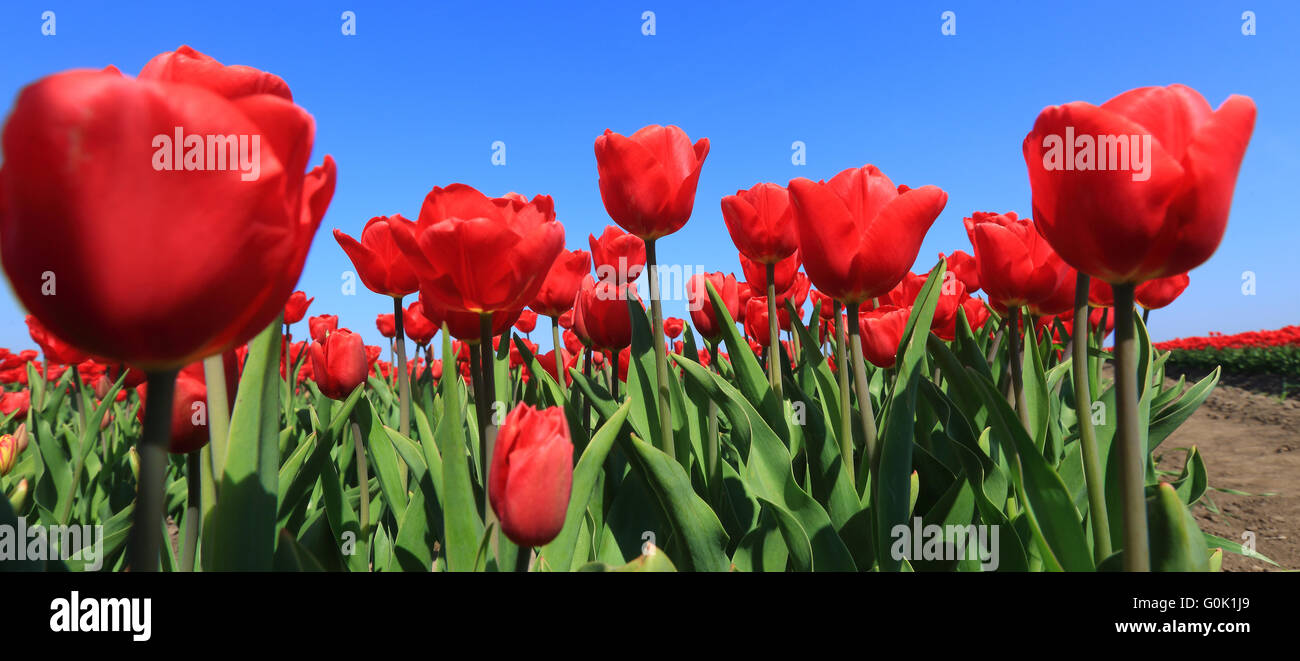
[1156,367,1300,572]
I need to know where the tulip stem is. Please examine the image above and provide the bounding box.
[202,355,231,481]
[1112,283,1149,571]
[833,302,854,485]
[644,239,675,460]
[1007,308,1031,432]
[845,303,878,491]
[393,297,412,440]
[765,263,783,400]
[351,421,371,546]
[128,368,178,572]
[181,451,201,572]
[1142,307,1150,326]
[551,316,567,395]
[479,313,499,529]
[986,320,1006,369]
[706,341,722,505]
[469,338,489,486]
[1072,273,1112,563]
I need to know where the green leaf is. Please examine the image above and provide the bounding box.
[1147,483,1209,571]
[623,434,730,571]
[437,329,483,571]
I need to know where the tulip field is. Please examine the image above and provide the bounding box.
[0,46,1270,574]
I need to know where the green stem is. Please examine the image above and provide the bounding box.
[706,341,722,505]
[765,263,783,400]
[514,546,532,572]
[394,297,412,440]
[1112,283,1149,571]
[128,368,178,572]
[1007,307,1031,431]
[846,303,878,489]
[479,313,499,528]
[833,302,854,485]
[469,336,489,513]
[202,355,231,478]
[645,239,675,459]
[351,421,370,546]
[552,316,567,395]
[1072,273,1112,563]
[181,451,201,572]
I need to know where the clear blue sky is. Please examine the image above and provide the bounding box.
[1,1,1297,358]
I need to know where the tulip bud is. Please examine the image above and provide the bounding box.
[128,446,140,481]
[7,478,29,513]
[488,405,574,547]
[310,328,368,400]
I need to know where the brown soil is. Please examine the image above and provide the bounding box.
[1155,368,1300,572]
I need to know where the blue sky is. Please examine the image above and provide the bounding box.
[1,1,1297,357]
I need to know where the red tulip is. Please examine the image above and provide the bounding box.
[594,125,710,240]
[1027,265,1078,317]
[961,297,992,333]
[26,315,90,365]
[588,226,645,284]
[0,46,336,369]
[135,351,238,454]
[965,212,1069,310]
[310,328,368,400]
[789,165,946,305]
[532,249,591,317]
[562,329,584,355]
[537,347,577,385]
[404,301,439,346]
[739,251,802,299]
[940,250,980,294]
[420,293,517,343]
[1136,273,1190,310]
[686,272,740,342]
[744,297,773,347]
[392,184,564,315]
[514,309,538,334]
[0,424,28,476]
[736,281,755,323]
[1023,84,1256,284]
[1088,277,1115,307]
[489,404,574,547]
[721,182,798,264]
[334,215,420,297]
[284,291,314,325]
[664,317,685,339]
[858,305,910,368]
[376,313,396,339]
[0,390,31,417]
[573,274,637,353]
[309,315,338,343]
[557,309,574,330]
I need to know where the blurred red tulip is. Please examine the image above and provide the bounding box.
[0,46,336,369]
[0,390,31,417]
[514,309,538,334]
[334,214,420,297]
[135,351,238,454]
[1023,84,1255,284]
[1136,273,1190,310]
[489,404,574,547]
[283,291,314,325]
[376,313,396,339]
[739,251,802,300]
[594,125,710,240]
[858,305,910,368]
[404,301,438,346]
[789,165,946,305]
[940,250,981,294]
[664,317,685,339]
[26,315,90,365]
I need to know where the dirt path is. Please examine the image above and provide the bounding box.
[1156,370,1300,572]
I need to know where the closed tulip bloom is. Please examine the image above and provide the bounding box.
[1088,277,1115,307]
[789,165,947,304]
[1023,84,1256,284]
[940,250,980,294]
[739,251,802,299]
[419,293,517,343]
[588,226,645,284]
[686,272,740,342]
[26,315,90,365]
[574,274,637,353]
[392,184,564,315]
[721,182,798,264]
[376,313,396,338]
[1026,263,1078,317]
[333,215,420,298]
[514,309,538,334]
[310,328,368,400]
[858,305,911,368]
[283,291,314,325]
[663,317,685,339]
[557,309,574,330]
[594,125,710,240]
[965,212,1068,309]
[403,301,439,346]
[135,352,238,454]
[744,297,776,347]
[537,347,577,385]
[489,404,574,547]
[309,314,338,343]
[0,425,29,476]
[1136,273,1190,310]
[0,46,336,369]
[532,249,591,317]
[735,282,755,323]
